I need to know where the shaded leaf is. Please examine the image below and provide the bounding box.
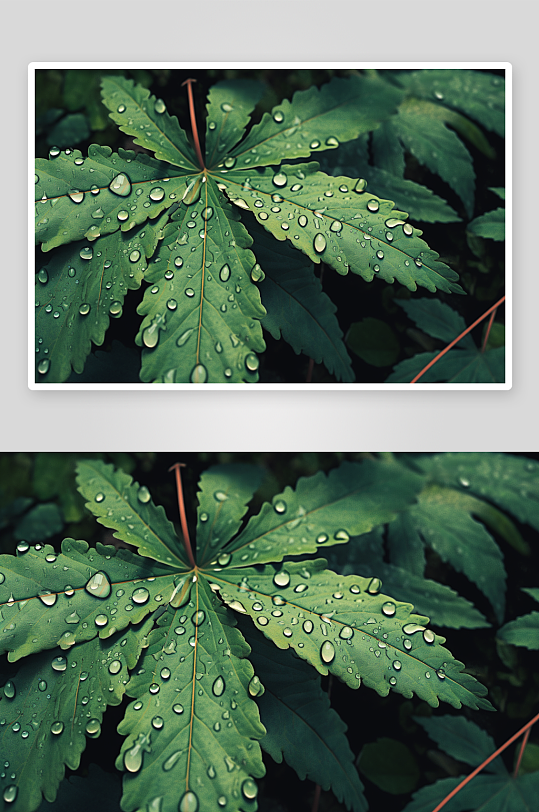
[358,738,420,794]
[346,318,400,367]
[414,715,506,775]
[468,208,505,241]
[13,503,63,542]
[205,79,266,167]
[498,589,539,649]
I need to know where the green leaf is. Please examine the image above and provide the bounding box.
[48,113,91,147]
[195,464,266,564]
[404,773,539,812]
[0,626,148,811]
[222,163,462,293]
[228,75,403,169]
[358,738,420,794]
[393,107,475,217]
[346,318,400,367]
[37,765,121,812]
[371,120,406,176]
[100,76,199,169]
[135,181,266,383]
[76,459,186,567]
[243,623,367,812]
[214,560,492,710]
[223,459,423,566]
[413,453,539,533]
[35,145,188,252]
[116,579,266,812]
[393,69,505,136]
[0,539,176,662]
[468,208,505,241]
[358,166,461,223]
[13,503,63,542]
[251,218,354,382]
[387,346,505,383]
[414,715,506,775]
[205,79,266,168]
[395,298,475,349]
[387,512,426,575]
[498,589,539,649]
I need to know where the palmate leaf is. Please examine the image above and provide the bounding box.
[220,459,424,566]
[205,80,266,167]
[213,559,492,710]
[135,180,266,383]
[222,163,463,294]
[250,219,354,382]
[116,580,266,812]
[241,621,367,812]
[0,623,150,811]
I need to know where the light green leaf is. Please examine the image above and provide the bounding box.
[243,625,367,812]
[251,218,354,382]
[100,76,199,170]
[0,539,176,662]
[195,464,266,564]
[35,145,188,252]
[35,221,164,383]
[214,560,493,710]
[221,163,462,293]
[490,187,505,200]
[414,715,506,775]
[228,75,403,169]
[136,180,266,383]
[394,108,475,217]
[222,459,423,566]
[413,453,539,533]
[116,580,266,812]
[76,460,186,567]
[0,626,149,812]
[394,69,505,136]
[468,208,505,241]
[205,79,266,168]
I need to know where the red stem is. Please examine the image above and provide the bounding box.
[481,308,498,353]
[513,727,531,778]
[168,463,196,568]
[431,710,539,812]
[182,78,205,170]
[410,295,505,384]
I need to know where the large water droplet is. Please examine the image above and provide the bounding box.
[402,623,425,635]
[191,364,208,383]
[248,675,262,697]
[272,172,287,188]
[79,246,93,261]
[68,190,84,204]
[51,656,67,672]
[367,199,379,213]
[154,98,166,114]
[95,614,108,628]
[320,641,335,664]
[273,570,290,588]
[38,590,57,607]
[85,571,111,599]
[423,629,435,644]
[132,587,149,605]
[219,264,231,282]
[212,676,225,697]
[108,660,122,675]
[179,791,199,812]
[192,610,206,627]
[245,353,259,373]
[138,486,151,503]
[177,328,194,347]
[339,626,354,640]
[303,620,314,633]
[109,174,131,197]
[149,187,165,202]
[313,233,326,253]
[403,223,413,236]
[51,720,64,735]
[273,500,287,514]
[381,601,396,617]
[242,779,258,800]
[367,578,381,595]
[3,786,17,804]
[3,681,15,700]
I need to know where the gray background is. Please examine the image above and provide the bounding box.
[5,0,534,451]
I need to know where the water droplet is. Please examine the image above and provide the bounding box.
[217,552,231,567]
[273,110,284,123]
[257,616,269,626]
[367,578,381,595]
[382,602,396,617]
[376,250,384,260]
[117,210,129,222]
[320,641,335,664]
[191,364,208,383]
[219,264,231,282]
[330,220,343,233]
[95,614,108,628]
[132,588,149,605]
[303,620,314,634]
[68,189,84,204]
[177,328,194,347]
[245,353,259,372]
[85,571,111,599]
[436,668,446,680]
[154,98,166,114]
[79,246,93,261]
[393,660,402,671]
[192,610,206,627]
[212,676,225,697]
[402,623,425,635]
[334,529,350,542]
[37,267,49,284]
[403,223,413,236]
[179,791,198,812]
[38,590,57,607]
[129,249,141,263]
[152,716,164,730]
[52,656,67,672]
[38,680,47,692]
[37,358,50,375]
[423,629,435,644]
[3,682,15,700]
[242,778,258,800]
[150,187,165,202]
[109,174,132,197]
[367,199,379,213]
[389,676,397,686]
[66,611,80,624]
[274,500,287,514]
[248,675,262,697]
[149,683,160,695]
[458,476,470,488]
[272,172,287,188]
[117,104,126,113]
[403,639,412,651]
[108,660,122,675]
[185,288,195,298]
[173,704,184,715]
[313,233,326,253]
[273,571,290,588]
[339,626,354,640]
[79,303,91,316]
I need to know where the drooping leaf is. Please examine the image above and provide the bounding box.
[498,589,539,649]
[0,624,149,812]
[135,181,267,383]
[395,298,475,349]
[222,163,463,294]
[242,624,367,812]
[468,208,505,241]
[414,715,506,775]
[76,459,186,567]
[227,75,403,169]
[222,459,423,566]
[250,218,354,382]
[116,580,266,812]
[214,559,493,710]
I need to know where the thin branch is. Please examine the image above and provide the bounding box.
[513,727,531,778]
[410,295,506,384]
[481,308,498,353]
[182,78,205,170]
[169,463,196,568]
